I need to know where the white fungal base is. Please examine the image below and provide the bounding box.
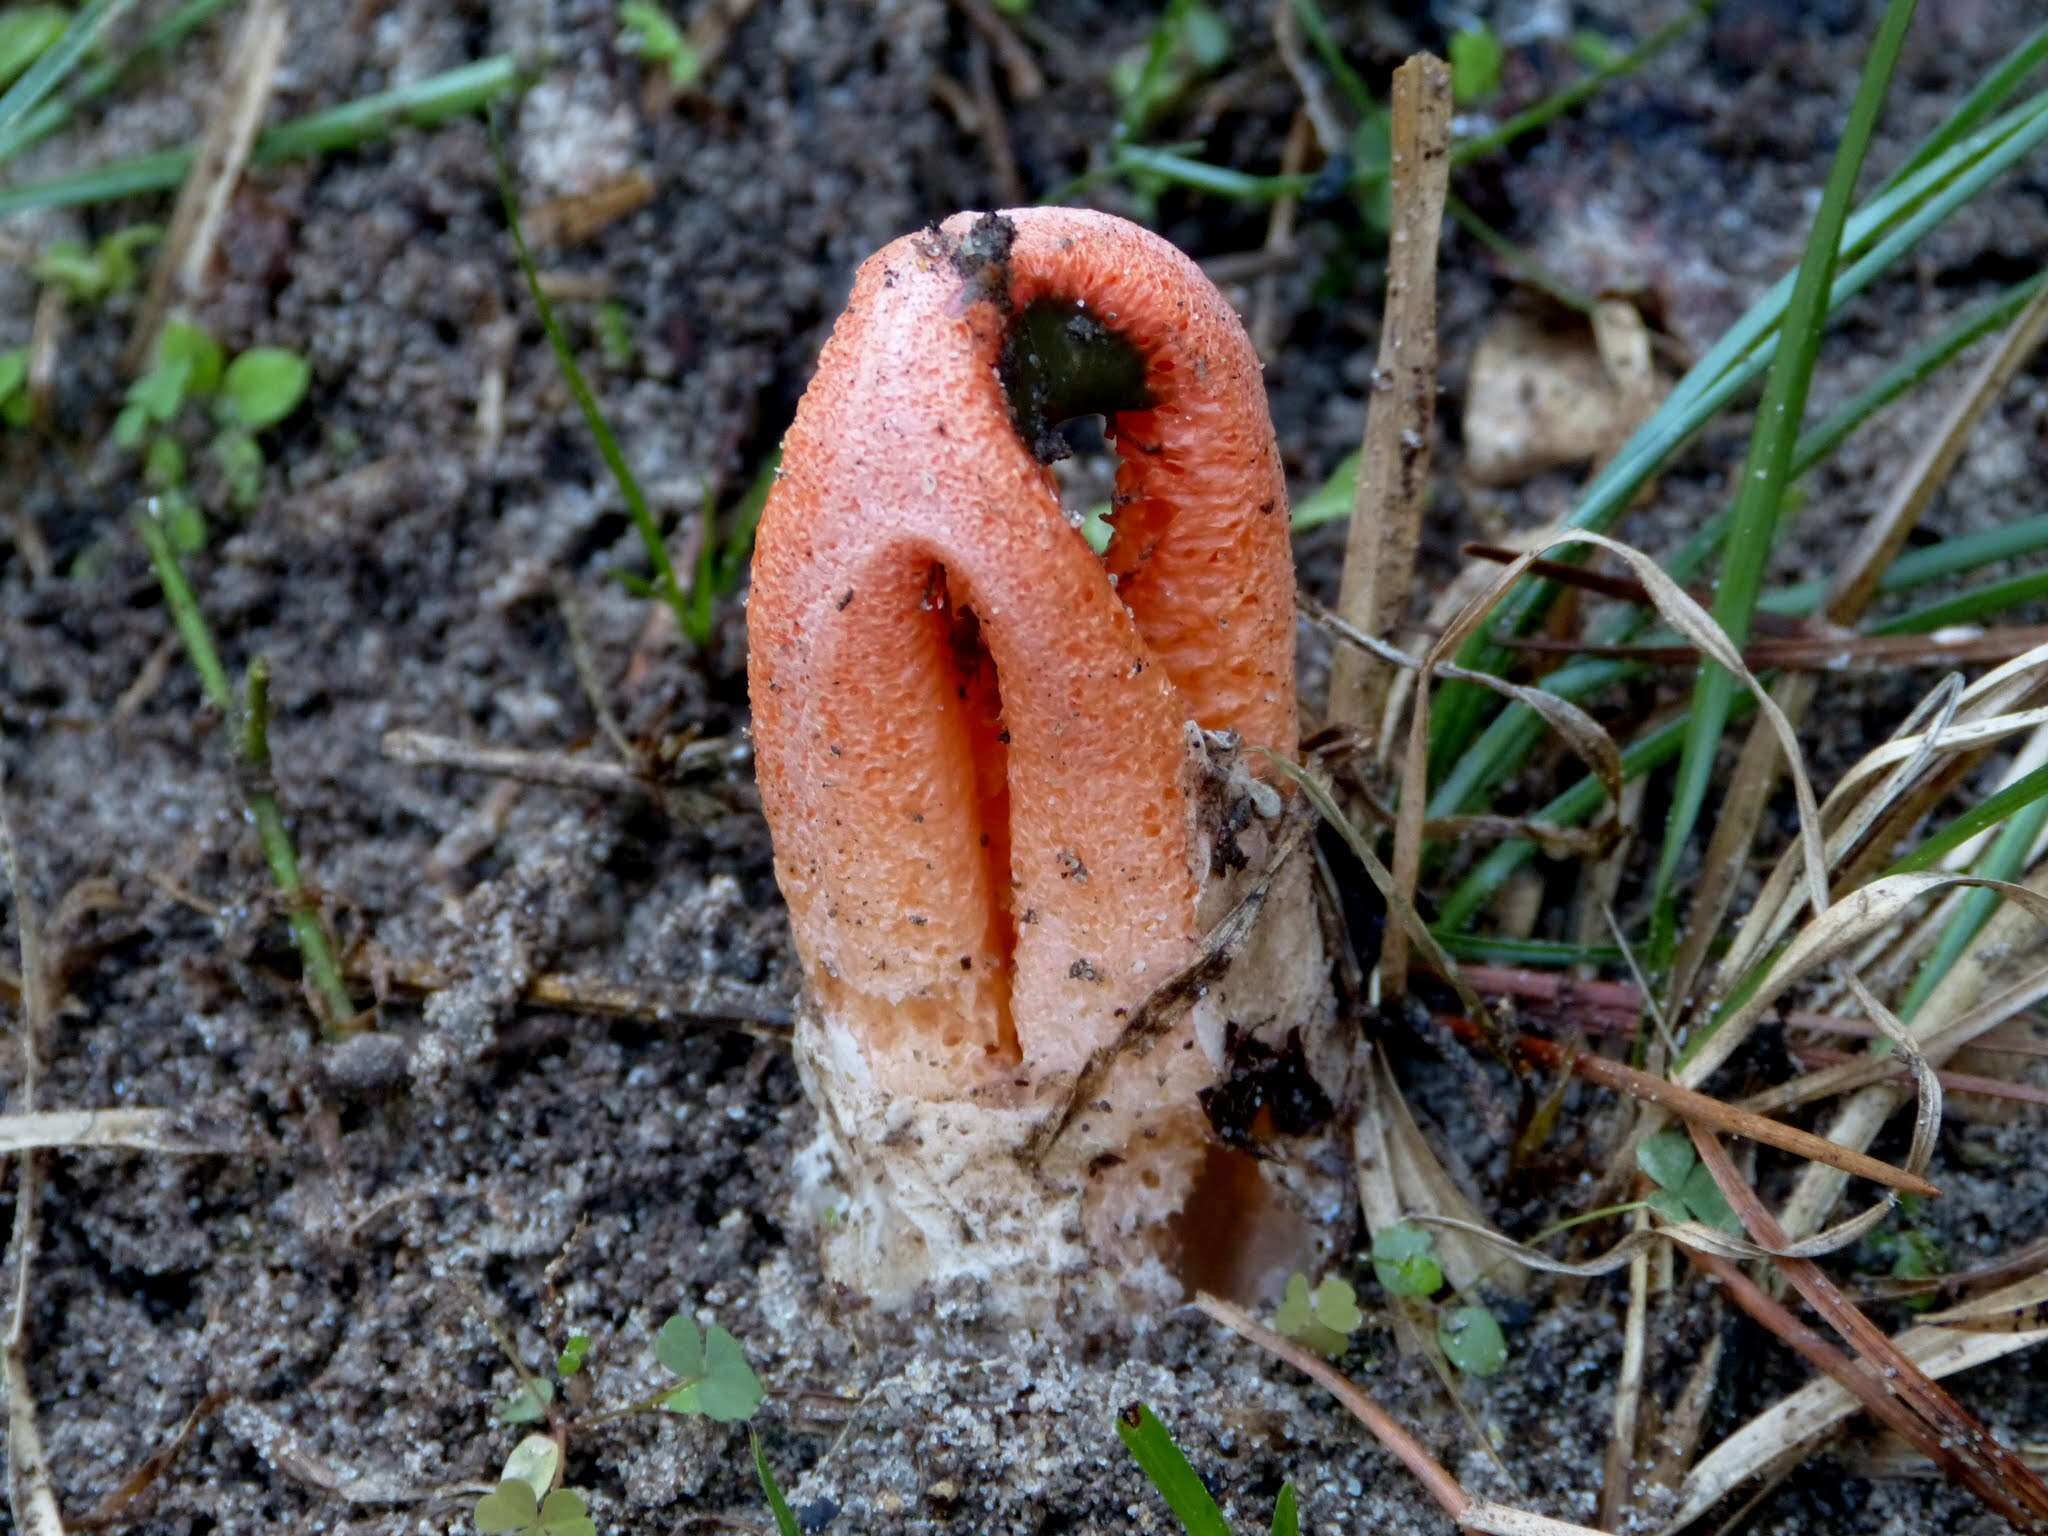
[793,737,1352,1314]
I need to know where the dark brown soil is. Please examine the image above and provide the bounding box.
[2,1,2046,1533]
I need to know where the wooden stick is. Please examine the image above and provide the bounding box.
[1194,1293,1607,1536]
[1327,53,1451,735]
[1193,1292,1471,1522]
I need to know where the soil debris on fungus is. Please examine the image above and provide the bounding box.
[1,2,2046,1533]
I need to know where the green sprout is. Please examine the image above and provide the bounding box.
[1437,1305,1507,1377]
[1110,0,1231,138]
[33,222,161,302]
[593,300,634,369]
[1369,1222,1444,1298]
[618,1,700,88]
[1117,1402,1300,1536]
[1274,1272,1362,1358]
[1369,1222,1510,1377]
[496,1375,555,1425]
[1636,1130,1742,1233]
[555,1334,591,1377]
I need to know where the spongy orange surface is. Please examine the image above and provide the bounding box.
[748,208,1296,1095]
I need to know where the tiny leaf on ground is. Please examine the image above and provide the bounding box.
[497,1375,554,1424]
[657,1316,764,1422]
[219,346,310,429]
[1438,1304,1508,1377]
[1636,1129,1696,1191]
[557,1334,590,1376]
[1450,25,1504,104]
[1370,1222,1444,1299]
[501,1433,561,1498]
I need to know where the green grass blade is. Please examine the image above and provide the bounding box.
[1429,85,2048,771]
[1427,282,2048,820]
[1896,789,2048,1019]
[1116,1405,1234,1536]
[494,128,696,647]
[0,55,522,216]
[1881,17,2048,193]
[1434,519,2048,933]
[1650,0,1920,961]
[1449,4,1708,168]
[0,0,235,163]
[0,0,139,157]
[1887,760,2048,878]
[751,1432,801,1536]
[1269,1483,1299,1536]
[1431,933,1622,967]
[1873,565,2048,634]
[1288,0,1374,119]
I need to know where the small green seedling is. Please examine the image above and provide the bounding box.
[0,348,30,427]
[473,1483,595,1536]
[1449,24,1505,105]
[1370,1222,1510,1378]
[0,6,68,90]
[115,323,311,543]
[34,223,161,303]
[1861,1201,1948,1312]
[1370,1222,1444,1298]
[1116,1402,1299,1536]
[1110,0,1231,136]
[1437,1304,1507,1377]
[1636,1130,1742,1233]
[1275,1271,1362,1358]
[556,1334,591,1376]
[618,0,700,88]
[655,1313,765,1421]
[593,301,634,369]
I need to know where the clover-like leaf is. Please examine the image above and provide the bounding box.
[664,1322,764,1422]
[1645,1189,1691,1226]
[536,1489,596,1536]
[1311,1276,1363,1335]
[1677,1161,1742,1234]
[654,1313,705,1381]
[1370,1223,1444,1300]
[474,1479,540,1534]
[1636,1129,1697,1193]
[1438,1304,1508,1377]
[0,7,68,91]
[219,346,311,430]
[501,1433,561,1499]
[1275,1273,1351,1359]
[158,320,224,398]
[497,1375,554,1424]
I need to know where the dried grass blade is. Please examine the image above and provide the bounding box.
[1688,1127,2048,1528]
[1922,1271,2048,1334]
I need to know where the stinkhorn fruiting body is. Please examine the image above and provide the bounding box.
[750,208,1348,1309]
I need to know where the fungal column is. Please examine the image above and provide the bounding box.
[748,208,1349,1310]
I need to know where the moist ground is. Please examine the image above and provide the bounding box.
[1,1,2046,1532]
